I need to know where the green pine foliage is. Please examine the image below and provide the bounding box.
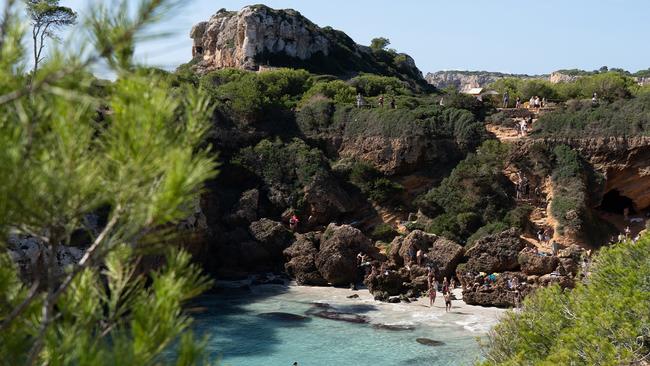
[479,236,650,365]
[0,0,217,364]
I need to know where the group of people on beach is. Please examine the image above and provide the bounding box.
[427,267,453,312]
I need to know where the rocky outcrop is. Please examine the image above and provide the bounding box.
[425,71,541,92]
[303,175,355,226]
[390,230,437,266]
[249,218,295,261]
[315,224,381,286]
[191,6,329,71]
[283,233,328,286]
[338,136,463,176]
[463,229,526,273]
[190,5,427,88]
[427,238,465,279]
[518,251,558,276]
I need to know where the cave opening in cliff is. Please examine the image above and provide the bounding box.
[599,189,636,215]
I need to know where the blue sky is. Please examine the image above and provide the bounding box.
[56,0,650,75]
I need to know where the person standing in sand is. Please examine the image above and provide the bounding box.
[444,292,452,312]
[429,286,436,307]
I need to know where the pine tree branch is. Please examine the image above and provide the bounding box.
[0,209,119,333]
[0,278,40,333]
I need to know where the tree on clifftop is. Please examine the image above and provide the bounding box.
[370,37,390,51]
[24,0,77,72]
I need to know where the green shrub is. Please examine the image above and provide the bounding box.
[350,73,409,96]
[466,221,510,246]
[418,140,514,243]
[300,79,356,105]
[296,97,336,136]
[479,236,650,365]
[346,161,403,204]
[234,138,330,208]
[200,68,312,121]
[533,93,650,137]
[371,223,398,242]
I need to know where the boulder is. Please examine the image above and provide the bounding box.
[464,229,525,273]
[303,175,355,226]
[426,238,464,279]
[283,233,328,286]
[392,230,437,266]
[559,257,579,276]
[518,251,559,276]
[315,224,380,286]
[461,287,517,308]
[558,244,584,261]
[365,269,410,296]
[228,189,259,223]
[249,218,295,260]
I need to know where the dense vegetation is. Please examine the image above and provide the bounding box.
[234,138,331,209]
[0,0,216,364]
[532,93,650,137]
[489,71,638,102]
[480,236,650,365]
[415,141,524,243]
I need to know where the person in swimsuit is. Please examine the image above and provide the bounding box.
[444,292,452,312]
[429,286,436,307]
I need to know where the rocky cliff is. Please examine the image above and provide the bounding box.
[190,5,428,89]
[425,71,543,91]
[424,70,602,91]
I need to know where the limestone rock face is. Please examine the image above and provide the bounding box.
[464,229,525,273]
[189,5,426,88]
[315,224,380,286]
[191,6,330,71]
[425,71,540,92]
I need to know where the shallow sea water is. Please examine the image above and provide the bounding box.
[189,284,504,366]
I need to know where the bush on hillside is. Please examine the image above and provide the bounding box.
[199,68,312,121]
[300,79,356,105]
[532,93,650,137]
[479,236,650,365]
[417,141,515,243]
[234,138,330,208]
[345,161,403,205]
[350,74,410,96]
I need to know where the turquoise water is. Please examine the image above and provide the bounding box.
[190,284,503,366]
